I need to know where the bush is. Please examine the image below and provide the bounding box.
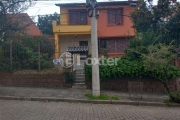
[0,35,55,71]
[85,57,146,80]
[0,57,10,71]
[64,70,75,83]
[85,56,180,84]
[169,92,180,103]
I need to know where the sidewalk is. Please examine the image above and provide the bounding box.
[0,85,169,103]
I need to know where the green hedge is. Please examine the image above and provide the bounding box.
[85,57,180,81]
[85,57,146,81]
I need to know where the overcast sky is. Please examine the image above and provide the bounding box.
[26,0,145,16]
[26,0,109,17]
[26,0,158,21]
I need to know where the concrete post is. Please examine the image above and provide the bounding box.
[175,57,179,67]
[176,78,180,91]
[38,42,41,72]
[10,40,12,73]
[54,33,60,58]
[90,0,100,96]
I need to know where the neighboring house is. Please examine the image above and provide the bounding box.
[8,13,42,36]
[52,1,136,60]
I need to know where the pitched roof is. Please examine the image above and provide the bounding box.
[56,1,137,7]
[8,13,42,36]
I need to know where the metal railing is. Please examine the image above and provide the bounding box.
[0,39,54,72]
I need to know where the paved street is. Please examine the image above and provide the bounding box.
[0,100,180,120]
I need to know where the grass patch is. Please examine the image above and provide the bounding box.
[85,94,120,100]
[111,96,120,100]
[164,99,172,105]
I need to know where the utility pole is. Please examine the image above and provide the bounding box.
[86,0,100,96]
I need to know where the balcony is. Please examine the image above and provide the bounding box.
[52,21,91,35]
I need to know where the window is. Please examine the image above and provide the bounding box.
[107,9,123,25]
[99,39,127,53]
[69,11,87,25]
[79,41,88,46]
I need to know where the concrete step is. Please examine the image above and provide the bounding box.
[75,72,85,75]
[75,77,85,81]
[75,79,85,82]
[75,69,84,71]
[75,74,85,77]
[75,69,84,72]
[75,77,85,79]
[75,75,85,79]
[72,84,86,89]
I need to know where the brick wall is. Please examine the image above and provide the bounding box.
[86,78,179,93]
[0,72,72,88]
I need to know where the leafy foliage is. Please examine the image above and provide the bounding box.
[85,57,146,81]
[142,43,180,93]
[85,54,180,93]
[131,0,180,46]
[37,12,60,35]
[64,70,75,83]
[169,91,180,103]
[0,0,35,41]
[0,35,55,71]
[125,0,180,97]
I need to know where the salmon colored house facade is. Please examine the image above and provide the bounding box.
[52,1,136,59]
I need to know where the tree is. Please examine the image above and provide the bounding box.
[0,0,34,41]
[142,43,180,94]
[0,35,55,71]
[37,12,60,35]
[125,30,165,59]
[127,0,180,99]
[131,0,180,45]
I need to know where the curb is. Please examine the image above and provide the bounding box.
[0,96,179,107]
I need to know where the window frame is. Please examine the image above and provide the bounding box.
[79,41,88,46]
[69,10,87,25]
[107,8,123,25]
[99,38,128,53]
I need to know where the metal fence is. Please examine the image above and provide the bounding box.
[0,38,55,72]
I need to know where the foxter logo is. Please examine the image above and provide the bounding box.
[59,52,74,68]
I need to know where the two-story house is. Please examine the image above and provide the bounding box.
[52,1,136,63]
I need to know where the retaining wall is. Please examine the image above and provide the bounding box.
[0,72,72,88]
[86,78,180,93]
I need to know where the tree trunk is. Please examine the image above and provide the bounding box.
[162,81,170,94]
